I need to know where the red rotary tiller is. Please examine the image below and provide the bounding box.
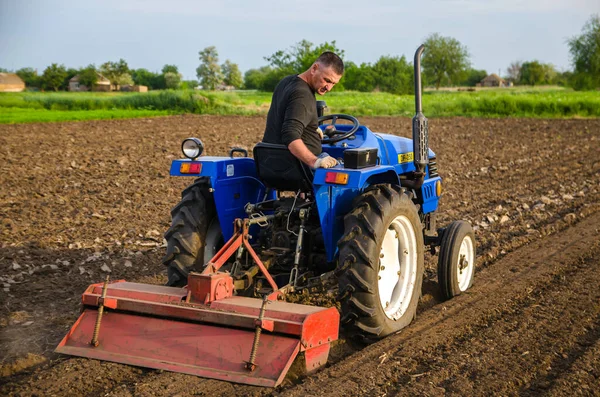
[56,216,339,387]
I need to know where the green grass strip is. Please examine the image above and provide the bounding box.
[1,87,598,124]
[0,107,175,124]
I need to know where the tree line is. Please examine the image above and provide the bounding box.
[3,14,598,93]
[2,61,197,92]
[1,50,244,92]
[200,14,598,92]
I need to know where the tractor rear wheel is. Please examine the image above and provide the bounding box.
[162,177,223,287]
[437,220,475,300]
[337,184,424,340]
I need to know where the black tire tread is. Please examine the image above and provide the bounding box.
[162,177,216,286]
[337,184,424,339]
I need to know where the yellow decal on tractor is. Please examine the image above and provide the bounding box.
[398,152,414,164]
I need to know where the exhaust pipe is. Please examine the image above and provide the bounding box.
[412,44,428,184]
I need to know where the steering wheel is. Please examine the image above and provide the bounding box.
[318,114,360,144]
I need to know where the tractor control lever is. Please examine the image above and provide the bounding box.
[289,208,309,290]
[323,125,337,138]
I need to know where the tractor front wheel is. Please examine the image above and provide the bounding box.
[337,184,424,340]
[162,178,223,287]
[437,221,475,300]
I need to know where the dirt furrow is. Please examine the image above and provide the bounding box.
[545,328,600,396]
[522,310,600,396]
[106,372,248,397]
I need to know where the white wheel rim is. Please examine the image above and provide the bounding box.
[457,235,475,291]
[378,215,418,321]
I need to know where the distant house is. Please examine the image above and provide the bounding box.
[216,83,236,91]
[0,73,25,92]
[481,74,506,87]
[120,84,148,92]
[69,72,111,92]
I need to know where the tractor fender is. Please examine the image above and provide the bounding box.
[169,156,273,240]
[312,165,399,188]
[313,166,401,262]
[364,169,400,187]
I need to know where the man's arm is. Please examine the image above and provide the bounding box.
[288,139,337,169]
[281,92,336,169]
[288,139,317,167]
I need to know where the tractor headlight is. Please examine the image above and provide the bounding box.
[182,138,204,159]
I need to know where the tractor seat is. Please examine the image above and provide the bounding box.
[253,142,314,192]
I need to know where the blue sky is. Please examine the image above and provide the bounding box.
[1,0,598,80]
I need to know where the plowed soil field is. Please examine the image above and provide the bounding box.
[1,115,599,396]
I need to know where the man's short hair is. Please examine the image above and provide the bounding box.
[316,52,344,75]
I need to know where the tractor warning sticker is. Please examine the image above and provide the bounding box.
[398,152,414,164]
[227,164,234,177]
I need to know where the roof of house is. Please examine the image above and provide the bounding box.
[481,74,506,83]
[0,73,25,85]
[70,72,111,84]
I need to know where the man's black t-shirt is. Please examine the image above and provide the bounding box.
[262,75,321,156]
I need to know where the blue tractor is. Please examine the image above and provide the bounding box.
[162,45,476,340]
[55,46,476,385]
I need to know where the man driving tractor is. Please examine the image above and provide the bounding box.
[261,51,344,169]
